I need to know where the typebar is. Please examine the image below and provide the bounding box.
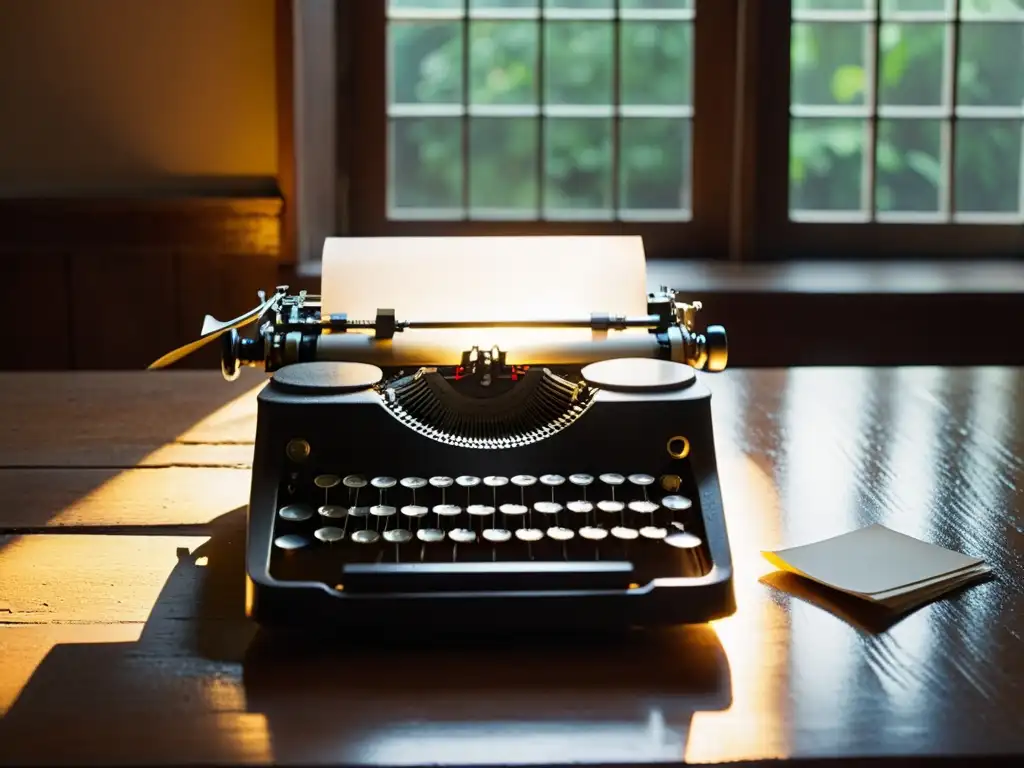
[340,560,634,593]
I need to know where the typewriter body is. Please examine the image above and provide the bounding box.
[151,237,736,631]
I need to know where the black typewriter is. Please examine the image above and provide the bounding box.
[151,268,736,632]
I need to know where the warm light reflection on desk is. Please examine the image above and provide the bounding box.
[46,382,264,526]
[685,437,789,761]
[782,369,869,737]
[0,378,272,761]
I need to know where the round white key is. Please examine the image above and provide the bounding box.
[429,476,453,488]
[579,526,608,541]
[433,504,462,517]
[484,476,509,487]
[449,528,477,544]
[628,500,660,514]
[274,533,308,550]
[540,474,565,486]
[370,504,396,517]
[314,474,341,489]
[665,530,703,550]
[371,476,397,489]
[547,526,575,541]
[417,528,445,543]
[400,476,427,489]
[569,473,594,486]
[611,526,639,540]
[640,525,668,540]
[349,505,370,517]
[516,528,544,542]
[384,529,414,544]
[456,475,481,488]
[279,504,313,522]
[483,528,512,543]
[401,504,428,518]
[352,529,380,544]
[597,500,624,513]
[467,504,495,516]
[567,500,593,514]
[499,503,528,516]
[511,474,537,487]
[600,473,625,486]
[318,504,347,519]
[314,526,346,543]
[628,473,656,486]
[534,501,563,515]
[662,494,693,511]
[343,475,367,488]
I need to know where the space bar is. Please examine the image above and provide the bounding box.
[340,561,634,593]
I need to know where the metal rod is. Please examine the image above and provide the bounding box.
[402,315,662,330]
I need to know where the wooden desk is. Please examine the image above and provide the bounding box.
[0,367,1021,766]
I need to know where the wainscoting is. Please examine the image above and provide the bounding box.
[3,197,281,371]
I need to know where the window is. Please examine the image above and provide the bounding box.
[385,0,695,221]
[310,0,1024,261]
[345,0,738,258]
[747,0,1024,257]
[790,0,1024,224]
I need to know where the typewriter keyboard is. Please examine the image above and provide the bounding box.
[269,472,711,587]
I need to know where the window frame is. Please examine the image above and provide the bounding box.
[342,0,740,260]
[289,0,1024,265]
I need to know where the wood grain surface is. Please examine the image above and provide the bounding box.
[0,367,1021,767]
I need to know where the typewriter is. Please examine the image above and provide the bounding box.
[151,237,736,632]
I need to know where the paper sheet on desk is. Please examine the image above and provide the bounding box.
[762,524,991,613]
[320,236,649,320]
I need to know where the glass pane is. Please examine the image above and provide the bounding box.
[470,21,538,104]
[469,118,538,211]
[955,119,1023,213]
[876,119,944,212]
[544,22,613,104]
[957,24,1024,107]
[878,23,947,106]
[961,0,1024,19]
[545,118,613,212]
[621,22,692,105]
[619,118,691,211]
[790,118,868,212]
[621,0,694,8]
[794,0,873,11]
[390,118,463,211]
[472,1,538,8]
[791,23,871,106]
[391,0,464,9]
[881,0,952,14]
[545,0,613,8]
[618,0,692,8]
[389,22,463,104]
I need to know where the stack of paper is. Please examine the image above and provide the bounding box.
[762,524,991,614]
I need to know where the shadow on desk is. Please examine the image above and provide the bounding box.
[0,507,732,766]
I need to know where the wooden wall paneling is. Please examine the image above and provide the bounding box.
[70,250,177,371]
[0,197,283,371]
[5,253,71,370]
